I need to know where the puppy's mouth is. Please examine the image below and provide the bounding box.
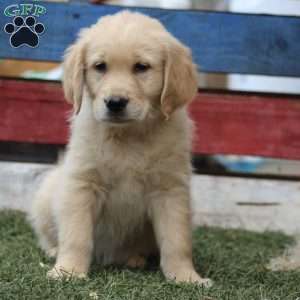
[102,116,134,124]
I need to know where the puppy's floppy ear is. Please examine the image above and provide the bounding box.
[63,38,86,114]
[161,38,198,118]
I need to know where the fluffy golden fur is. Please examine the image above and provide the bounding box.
[267,236,300,271]
[30,11,211,286]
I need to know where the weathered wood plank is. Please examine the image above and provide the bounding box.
[0,79,69,144]
[1,0,300,76]
[190,92,300,159]
[1,79,300,159]
[0,162,50,211]
[191,175,300,234]
[1,161,299,234]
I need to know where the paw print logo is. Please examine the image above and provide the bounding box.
[4,16,45,48]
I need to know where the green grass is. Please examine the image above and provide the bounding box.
[0,210,299,300]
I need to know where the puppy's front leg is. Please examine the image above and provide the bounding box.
[48,178,100,279]
[149,187,212,287]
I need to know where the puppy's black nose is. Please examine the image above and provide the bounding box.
[105,96,129,113]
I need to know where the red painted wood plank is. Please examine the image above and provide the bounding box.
[189,92,300,160]
[0,79,70,144]
[1,79,300,160]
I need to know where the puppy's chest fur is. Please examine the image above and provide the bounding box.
[92,134,159,252]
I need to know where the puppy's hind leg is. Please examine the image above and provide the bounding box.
[30,169,59,258]
[125,223,158,269]
[126,255,147,269]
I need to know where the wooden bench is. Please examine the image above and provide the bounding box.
[1,0,300,159]
[1,1,300,232]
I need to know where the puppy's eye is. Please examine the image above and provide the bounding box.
[94,62,107,73]
[133,62,151,73]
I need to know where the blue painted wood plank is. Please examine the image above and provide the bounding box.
[0,0,300,77]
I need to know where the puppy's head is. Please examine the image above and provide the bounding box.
[63,11,198,125]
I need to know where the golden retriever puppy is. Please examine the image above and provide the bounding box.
[30,11,211,286]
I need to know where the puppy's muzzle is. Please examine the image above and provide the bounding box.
[104,96,129,114]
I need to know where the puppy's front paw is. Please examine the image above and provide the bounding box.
[47,265,87,280]
[165,269,213,287]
